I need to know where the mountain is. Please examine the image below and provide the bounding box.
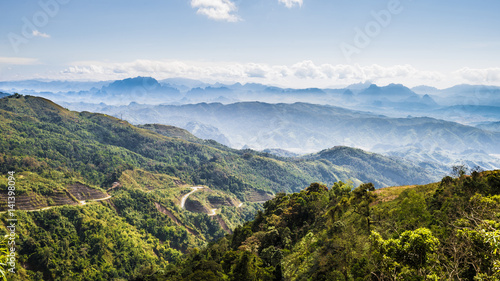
[358,83,419,101]
[413,84,500,107]
[411,85,440,94]
[304,146,433,187]
[97,76,182,104]
[352,84,440,113]
[0,91,10,99]
[432,105,500,124]
[0,95,434,190]
[146,170,500,280]
[5,78,499,126]
[477,121,500,132]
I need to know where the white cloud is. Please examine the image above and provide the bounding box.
[454,67,500,84]
[279,0,303,8]
[0,57,39,65]
[32,30,51,38]
[57,59,452,88]
[292,60,322,79]
[190,0,240,22]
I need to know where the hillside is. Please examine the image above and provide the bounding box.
[477,121,500,132]
[304,146,430,187]
[150,170,500,280]
[0,95,436,280]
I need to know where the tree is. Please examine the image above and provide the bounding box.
[452,164,469,178]
[370,228,440,279]
[350,183,376,231]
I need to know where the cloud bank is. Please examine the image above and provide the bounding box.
[454,67,500,84]
[55,59,469,88]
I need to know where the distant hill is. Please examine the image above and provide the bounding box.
[0,91,10,99]
[5,78,500,126]
[413,84,500,107]
[359,83,419,101]
[304,146,433,187]
[0,79,110,92]
[476,121,500,132]
[76,101,500,157]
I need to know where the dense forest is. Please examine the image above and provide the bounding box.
[146,170,500,281]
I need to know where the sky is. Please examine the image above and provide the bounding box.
[0,0,500,88]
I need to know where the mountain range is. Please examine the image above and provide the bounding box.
[58,100,500,178]
[2,76,500,179]
[2,77,500,120]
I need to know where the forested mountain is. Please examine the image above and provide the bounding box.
[0,95,435,280]
[147,170,500,281]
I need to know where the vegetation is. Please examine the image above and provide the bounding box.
[140,170,500,280]
[1,95,498,280]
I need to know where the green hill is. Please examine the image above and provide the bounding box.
[305,146,433,187]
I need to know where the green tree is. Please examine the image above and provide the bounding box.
[370,228,440,279]
[350,183,376,231]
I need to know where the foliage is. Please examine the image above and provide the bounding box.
[142,171,500,280]
[1,95,500,280]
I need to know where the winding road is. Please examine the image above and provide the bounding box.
[208,208,217,216]
[179,186,249,216]
[180,186,204,209]
[180,186,220,216]
[80,195,112,205]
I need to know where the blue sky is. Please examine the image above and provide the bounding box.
[1,0,499,88]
